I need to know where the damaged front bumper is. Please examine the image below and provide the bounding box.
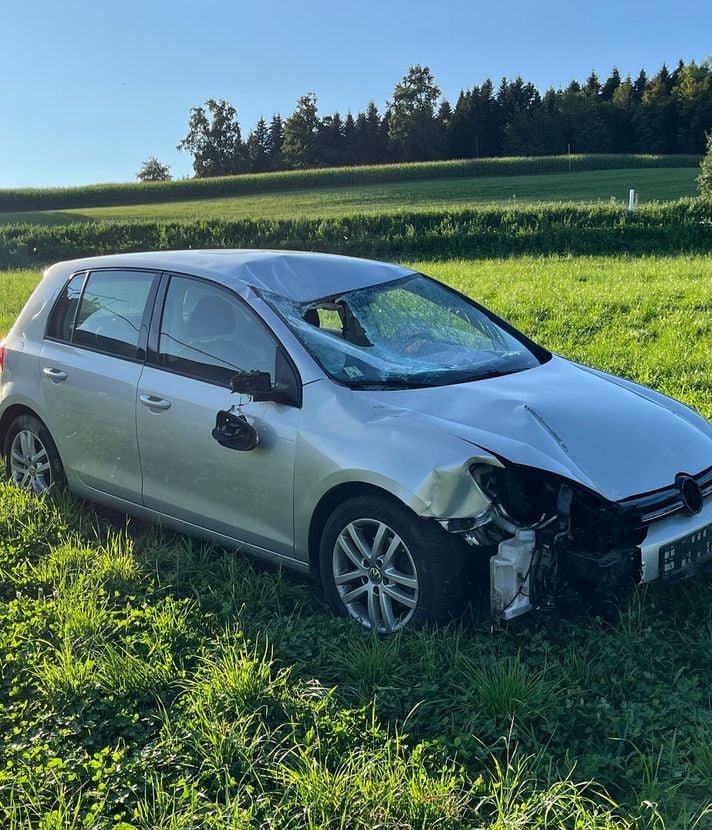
[438,461,712,620]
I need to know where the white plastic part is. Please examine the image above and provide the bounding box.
[628,189,636,211]
[490,529,535,620]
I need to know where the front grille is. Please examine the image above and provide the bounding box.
[618,466,712,524]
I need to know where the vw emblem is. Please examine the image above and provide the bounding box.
[368,566,383,584]
[676,474,703,515]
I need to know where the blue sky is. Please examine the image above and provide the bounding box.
[1,0,710,188]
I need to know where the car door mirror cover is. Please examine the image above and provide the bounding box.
[211,410,259,452]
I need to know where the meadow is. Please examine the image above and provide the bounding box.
[0,154,699,214]
[0,167,699,226]
[2,255,712,828]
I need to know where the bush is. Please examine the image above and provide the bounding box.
[700,133,712,198]
[1,199,711,268]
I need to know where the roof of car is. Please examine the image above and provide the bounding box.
[53,249,415,302]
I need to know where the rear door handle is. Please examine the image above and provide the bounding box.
[43,367,68,382]
[140,394,172,411]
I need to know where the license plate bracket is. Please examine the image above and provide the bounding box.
[659,523,712,581]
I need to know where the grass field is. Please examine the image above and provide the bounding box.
[0,167,699,226]
[2,255,712,828]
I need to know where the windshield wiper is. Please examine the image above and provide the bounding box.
[471,365,528,381]
[348,377,433,390]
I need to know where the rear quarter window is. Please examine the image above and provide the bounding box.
[46,272,87,341]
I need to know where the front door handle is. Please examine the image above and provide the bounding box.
[139,394,171,411]
[43,367,68,382]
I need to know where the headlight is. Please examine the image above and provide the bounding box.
[471,462,559,526]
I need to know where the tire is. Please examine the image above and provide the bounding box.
[4,414,65,495]
[319,494,469,633]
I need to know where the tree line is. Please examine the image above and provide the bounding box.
[138,61,712,181]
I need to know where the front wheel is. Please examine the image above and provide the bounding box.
[319,495,469,633]
[4,414,65,495]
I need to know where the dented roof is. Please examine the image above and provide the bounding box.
[52,249,414,302]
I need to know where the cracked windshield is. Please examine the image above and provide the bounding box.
[264,273,544,387]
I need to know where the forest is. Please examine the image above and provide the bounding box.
[153,61,712,180]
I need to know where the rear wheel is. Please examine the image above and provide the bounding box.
[319,495,469,633]
[4,414,65,495]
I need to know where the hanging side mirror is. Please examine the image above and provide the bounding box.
[211,410,259,451]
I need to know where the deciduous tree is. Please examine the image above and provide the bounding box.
[136,156,172,182]
[282,93,320,169]
[388,65,441,161]
[177,99,246,178]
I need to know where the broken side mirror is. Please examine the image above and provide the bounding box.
[229,348,301,407]
[230,370,272,396]
[211,410,259,452]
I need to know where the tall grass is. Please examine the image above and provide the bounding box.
[0,154,700,213]
[1,198,711,270]
[1,482,702,828]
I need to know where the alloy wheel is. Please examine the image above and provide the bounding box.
[9,429,53,495]
[332,518,419,633]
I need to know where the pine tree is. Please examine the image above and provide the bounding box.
[633,69,648,102]
[316,112,346,166]
[343,112,357,165]
[246,117,270,172]
[584,71,601,97]
[266,115,284,170]
[601,68,622,101]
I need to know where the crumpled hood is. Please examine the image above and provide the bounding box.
[363,356,712,502]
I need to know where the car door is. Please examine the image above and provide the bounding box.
[136,274,300,557]
[40,268,159,502]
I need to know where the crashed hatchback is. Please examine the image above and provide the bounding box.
[2,250,712,632]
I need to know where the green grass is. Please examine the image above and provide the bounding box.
[0,270,41,336]
[2,255,712,827]
[413,255,712,419]
[0,153,699,214]
[0,168,699,226]
[4,254,712,416]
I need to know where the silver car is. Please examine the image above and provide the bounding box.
[2,250,712,632]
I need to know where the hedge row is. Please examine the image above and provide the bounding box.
[0,154,701,214]
[1,199,710,269]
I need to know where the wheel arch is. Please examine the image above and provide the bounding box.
[307,481,407,578]
[0,404,43,453]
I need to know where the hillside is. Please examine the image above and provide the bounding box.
[0,167,699,226]
[0,154,700,215]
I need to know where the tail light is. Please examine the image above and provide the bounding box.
[0,340,5,374]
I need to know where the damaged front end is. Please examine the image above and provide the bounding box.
[443,462,646,620]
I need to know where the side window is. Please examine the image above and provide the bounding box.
[73,270,157,359]
[157,276,277,386]
[46,272,87,341]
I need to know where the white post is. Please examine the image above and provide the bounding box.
[628,189,636,211]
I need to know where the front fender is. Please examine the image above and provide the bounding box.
[293,380,500,558]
